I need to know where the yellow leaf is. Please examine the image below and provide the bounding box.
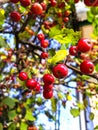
[0,8,5,20]
[48,50,68,65]
[66,95,72,101]
[1,55,7,60]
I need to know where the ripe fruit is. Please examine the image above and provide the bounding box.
[10,0,19,3]
[43,84,53,92]
[40,39,49,48]
[41,52,48,59]
[27,126,38,130]
[84,0,98,6]
[30,3,43,15]
[18,72,28,81]
[41,2,47,10]
[74,0,80,3]
[43,74,54,85]
[50,0,57,6]
[64,10,71,17]
[10,11,21,22]
[20,0,31,7]
[37,33,45,41]
[57,12,62,17]
[58,2,65,8]
[43,90,53,99]
[8,49,13,58]
[26,79,37,90]
[35,82,40,92]
[52,64,68,79]
[69,46,78,56]
[63,17,69,22]
[77,38,92,53]
[80,60,94,74]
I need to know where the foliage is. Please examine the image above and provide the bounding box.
[0,0,98,130]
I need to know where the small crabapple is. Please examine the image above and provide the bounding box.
[41,52,48,59]
[80,60,94,74]
[69,46,78,56]
[18,72,28,81]
[26,79,37,90]
[30,3,43,15]
[40,39,49,48]
[43,90,53,99]
[52,64,68,79]
[77,38,92,53]
[43,74,54,85]
[37,33,45,41]
[20,0,31,7]
[10,11,21,22]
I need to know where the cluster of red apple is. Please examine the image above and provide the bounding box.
[18,72,40,92]
[37,33,49,59]
[42,65,68,99]
[69,38,94,74]
[42,74,54,99]
[9,1,44,22]
[18,62,69,99]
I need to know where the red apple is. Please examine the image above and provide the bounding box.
[10,0,19,3]
[40,39,49,48]
[43,84,53,91]
[80,60,94,74]
[74,0,79,3]
[77,38,92,53]
[84,0,98,6]
[69,46,78,56]
[52,64,68,79]
[20,0,31,7]
[43,90,53,99]
[30,3,43,15]
[26,79,37,90]
[10,11,21,22]
[41,52,48,59]
[18,72,28,81]
[43,74,54,85]
[37,33,45,41]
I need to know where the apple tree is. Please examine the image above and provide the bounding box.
[0,0,98,130]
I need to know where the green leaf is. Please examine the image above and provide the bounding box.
[48,50,67,65]
[94,125,98,130]
[0,123,3,130]
[0,36,9,48]
[81,75,90,80]
[25,110,35,121]
[87,11,94,22]
[77,102,85,110]
[70,108,80,117]
[89,112,94,120]
[0,8,5,27]
[8,123,16,130]
[8,110,17,120]
[51,98,58,112]
[2,97,16,109]
[36,97,43,105]
[95,64,98,72]
[49,25,81,45]
[20,122,28,130]
[48,49,56,57]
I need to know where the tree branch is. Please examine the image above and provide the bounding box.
[19,40,44,52]
[66,63,98,80]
